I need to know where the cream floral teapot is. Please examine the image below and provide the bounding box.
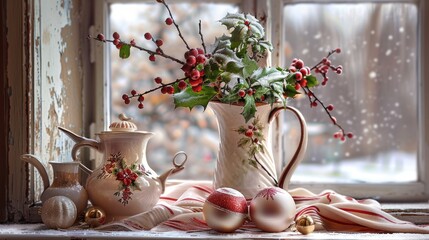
[59,114,187,221]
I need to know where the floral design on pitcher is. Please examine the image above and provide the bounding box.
[98,152,145,205]
[236,117,279,186]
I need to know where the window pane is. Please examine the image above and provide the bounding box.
[110,3,238,179]
[282,3,418,183]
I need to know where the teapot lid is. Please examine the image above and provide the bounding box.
[109,114,137,132]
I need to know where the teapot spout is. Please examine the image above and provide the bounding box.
[158,151,187,193]
[21,154,50,191]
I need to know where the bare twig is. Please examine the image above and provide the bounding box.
[198,20,207,53]
[89,35,186,65]
[160,1,190,50]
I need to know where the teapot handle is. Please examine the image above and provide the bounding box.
[268,106,308,190]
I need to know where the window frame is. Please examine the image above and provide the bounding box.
[93,0,429,202]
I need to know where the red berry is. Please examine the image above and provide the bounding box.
[327,104,334,111]
[247,89,254,96]
[347,133,354,139]
[238,90,246,97]
[181,64,192,73]
[97,33,105,41]
[300,79,307,87]
[116,43,122,49]
[260,95,265,101]
[333,133,339,138]
[189,78,202,87]
[156,48,162,54]
[289,66,296,73]
[166,85,175,94]
[144,32,152,40]
[197,48,204,54]
[295,72,303,80]
[113,39,120,46]
[244,20,250,26]
[196,54,206,64]
[131,89,137,95]
[248,125,254,129]
[156,39,163,47]
[122,94,129,100]
[186,56,196,66]
[149,54,156,61]
[130,39,136,46]
[190,69,200,80]
[189,48,198,56]
[138,95,145,102]
[192,84,202,92]
[199,70,205,76]
[299,68,309,76]
[124,98,130,104]
[113,32,120,40]
[311,101,318,107]
[178,80,187,90]
[335,48,341,53]
[154,77,162,84]
[161,86,167,94]
[165,17,173,25]
[295,59,304,69]
[341,136,346,141]
[295,84,301,90]
[292,58,298,63]
[336,69,343,75]
[138,103,144,109]
[245,129,253,137]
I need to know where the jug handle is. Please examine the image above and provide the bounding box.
[71,138,100,175]
[20,154,50,191]
[268,106,308,190]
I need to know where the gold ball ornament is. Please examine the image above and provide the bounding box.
[202,188,248,233]
[296,214,315,235]
[41,196,77,229]
[84,206,107,228]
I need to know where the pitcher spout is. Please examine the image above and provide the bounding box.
[58,126,87,144]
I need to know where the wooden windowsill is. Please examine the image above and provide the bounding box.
[0,223,428,240]
[1,203,427,239]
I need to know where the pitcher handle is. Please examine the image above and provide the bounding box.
[268,106,308,190]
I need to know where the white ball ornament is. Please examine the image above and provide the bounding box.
[203,187,248,233]
[41,196,77,229]
[249,187,296,232]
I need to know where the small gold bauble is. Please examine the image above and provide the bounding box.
[84,206,106,228]
[296,214,315,235]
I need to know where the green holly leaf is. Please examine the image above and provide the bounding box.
[258,40,273,52]
[305,75,319,88]
[242,95,256,122]
[219,13,264,38]
[173,86,217,110]
[230,26,246,50]
[213,48,244,73]
[250,67,288,88]
[212,35,231,53]
[119,44,131,59]
[243,55,259,79]
[284,84,301,98]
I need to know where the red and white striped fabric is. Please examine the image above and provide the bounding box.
[98,181,429,233]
